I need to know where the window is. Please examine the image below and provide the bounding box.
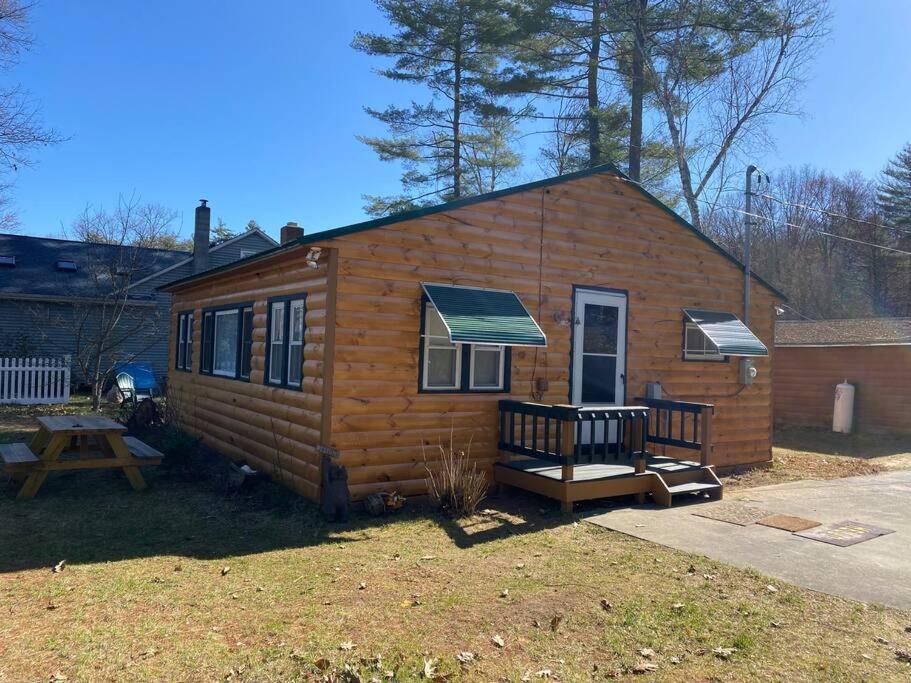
[199,303,254,380]
[176,311,194,371]
[265,295,306,389]
[684,322,725,361]
[55,260,78,272]
[213,310,239,376]
[239,249,256,259]
[420,302,510,392]
[0,255,14,267]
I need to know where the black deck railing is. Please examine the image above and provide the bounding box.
[634,397,714,465]
[497,400,650,469]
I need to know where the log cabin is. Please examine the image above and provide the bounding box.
[160,164,784,512]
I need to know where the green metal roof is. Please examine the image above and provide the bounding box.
[684,309,769,357]
[422,283,547,347]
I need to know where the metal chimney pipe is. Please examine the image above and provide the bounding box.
[193,199,211,274]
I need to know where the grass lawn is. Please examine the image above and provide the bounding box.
[1,406,910,681]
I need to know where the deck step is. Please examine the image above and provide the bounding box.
[666,481,721,496]
[0,442,40,466]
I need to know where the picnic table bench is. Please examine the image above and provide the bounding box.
[0,415,163,500]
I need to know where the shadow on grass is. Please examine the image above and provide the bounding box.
[775,426,911,459]
[0,465,570,572]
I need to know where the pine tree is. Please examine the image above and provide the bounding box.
[878,143,911,230]
[354,0,522,216]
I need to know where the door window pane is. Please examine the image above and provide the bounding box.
[581,354,617,403]
[583,304,618,354]
[213,311,239,376]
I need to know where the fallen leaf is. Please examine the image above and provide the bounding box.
[549,614,563,632]
[770,621,782,628]
[671,603,685,611]
[500,589,509,598]
[420,555,437,561]
[313,656,330,670]
[515,563,526,569]
[358,581,367,590]
[535,669,552,678]
[173,564,182,572]
[895,649,911,663]
[532,619,542,628]
[712,647,737,660]
[46,602,59,611]
[600,599,613,611]
[687,564,697,574]
[703,573,716,581]
[50,672,68,682]
[220,566,231,576]
[766,584,778,593]
[52,560,66,574]
[669,656,681,665]
[339,641,356,651]
[875,636,890,645]
[638,648,656,659]
[423,658,438,679]
[256,586,264,592]
[631,662,658,674]
[456,651,475,664]
[401,598,419,608]
[491,634,505,648]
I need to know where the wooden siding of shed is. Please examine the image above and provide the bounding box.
[773,345,911,434]
[323,173,779,500]
[167,248,334,502]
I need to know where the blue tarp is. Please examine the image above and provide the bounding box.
[113,362,159,391]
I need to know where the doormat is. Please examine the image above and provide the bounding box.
[795,520,895,547]
[757,514,821,532]
[692,502,773,526]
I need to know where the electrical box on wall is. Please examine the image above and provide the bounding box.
[739,358,757,385]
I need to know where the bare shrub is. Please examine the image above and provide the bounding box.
[424,432,488,517]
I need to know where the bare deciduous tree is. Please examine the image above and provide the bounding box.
[33,196,180,409]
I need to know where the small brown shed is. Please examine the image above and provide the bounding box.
[160,164,783,510]
[774,319,911,435]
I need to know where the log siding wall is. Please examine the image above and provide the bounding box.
[168,247,334,501]
[167,171,780,502]
[325,173,779,499]
[774,345,911,434]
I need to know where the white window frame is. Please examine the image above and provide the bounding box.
[286,299,305,386]
[212,309,240,377]
[239,248,256,259]
[268,301,285,385]
[468,344,505,390]
[177,314,187,370]
[422,303,462,391]
[684,322,725,361]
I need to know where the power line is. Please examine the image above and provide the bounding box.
[756,193,911,237]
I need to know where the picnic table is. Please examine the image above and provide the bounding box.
[0,414,162,500]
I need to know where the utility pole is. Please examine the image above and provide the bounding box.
[744,165,765,325]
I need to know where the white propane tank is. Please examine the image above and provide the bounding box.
[832,380,855,434]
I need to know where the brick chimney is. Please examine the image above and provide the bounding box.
[280,221,304,245]
[192,199,211,274]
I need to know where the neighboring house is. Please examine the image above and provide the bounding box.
[161,163,782,510]
[0,202,276,384]
[774,318,911,435]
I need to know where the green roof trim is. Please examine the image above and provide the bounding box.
[160,163,786,301]
[422,283,547,347]
[684,309,769,357]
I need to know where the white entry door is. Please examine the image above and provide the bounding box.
[571,289,627,445]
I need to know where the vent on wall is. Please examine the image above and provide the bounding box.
[0,255,14,267]
[55,260,78,272]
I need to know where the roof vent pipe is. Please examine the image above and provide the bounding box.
[280,221,304,245]
[193,199,211,274]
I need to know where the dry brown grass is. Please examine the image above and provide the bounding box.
[724,426,911,490]
[424,433,488,517]
[2,411,911,681]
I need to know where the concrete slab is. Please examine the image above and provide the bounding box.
[585,470,911,609]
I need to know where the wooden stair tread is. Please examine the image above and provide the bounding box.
[666,481,722,495]
[122,436,163,460]
[0,442,39,465]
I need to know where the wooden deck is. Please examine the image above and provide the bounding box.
[495,400,723,512]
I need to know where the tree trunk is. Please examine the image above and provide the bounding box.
[587,0,602,167]
[452,11,463,198]
[627,0,647,181]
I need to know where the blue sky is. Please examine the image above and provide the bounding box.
[7,0,911,241]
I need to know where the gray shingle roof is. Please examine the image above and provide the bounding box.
[775,319,911,347]
[0,233,189,299]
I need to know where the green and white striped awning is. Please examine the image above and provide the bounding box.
[684,309,768,356]
[422,283,547,347]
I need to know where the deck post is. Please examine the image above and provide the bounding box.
[560,419,574,482]
[700,407,713,466]
[631,415,647,505]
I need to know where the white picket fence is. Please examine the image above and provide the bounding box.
[0,356,71,405]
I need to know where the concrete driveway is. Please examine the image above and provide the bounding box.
[586,470,911,609]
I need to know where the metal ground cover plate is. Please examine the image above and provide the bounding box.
[692,502,773,526]
[795,520,895,547]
